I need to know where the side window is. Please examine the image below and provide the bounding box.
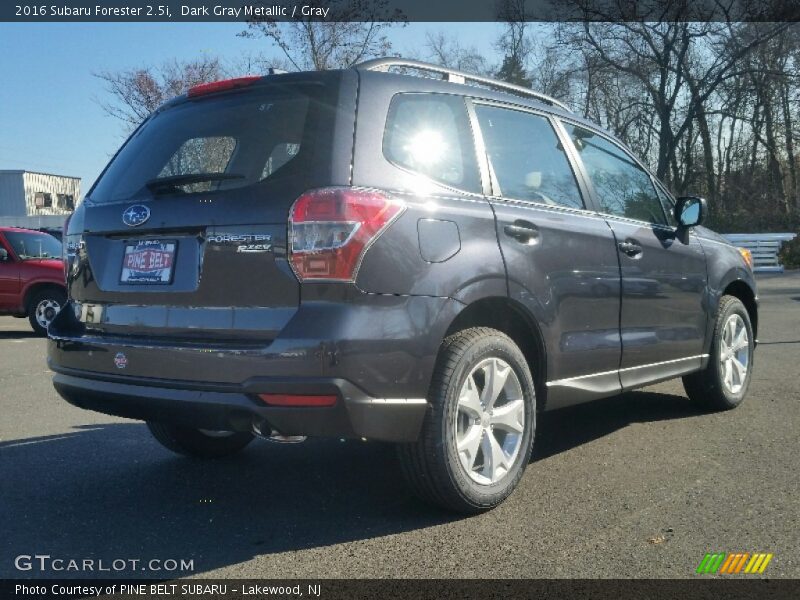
[474,105,584,209]
[383,94,480,193]
[565,124,667,225]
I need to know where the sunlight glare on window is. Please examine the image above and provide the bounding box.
[405,129,447,166]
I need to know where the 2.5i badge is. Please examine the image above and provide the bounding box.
[206,233,272,253]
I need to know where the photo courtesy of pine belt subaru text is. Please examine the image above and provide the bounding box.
[48,58,758,513]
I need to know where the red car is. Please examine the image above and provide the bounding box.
[0,227,66,335]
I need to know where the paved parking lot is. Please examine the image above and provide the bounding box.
[1,273,798,579]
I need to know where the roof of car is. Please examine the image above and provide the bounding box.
[156,59,625,150]
[355,68,610,137]
[356,57,572,110]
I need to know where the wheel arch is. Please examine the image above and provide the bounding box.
[443,296,548,410]
[722,279,758,341]
[23,281,66,315]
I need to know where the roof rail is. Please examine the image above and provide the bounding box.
[354,57,572,113]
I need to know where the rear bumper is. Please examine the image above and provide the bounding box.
[52,369,428,442]
[47,291,460,442]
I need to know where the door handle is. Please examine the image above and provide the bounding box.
[618,240,643,257]
[504,222,540,244]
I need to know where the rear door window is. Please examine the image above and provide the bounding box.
[383,94,480,193]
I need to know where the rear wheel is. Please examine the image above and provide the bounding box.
[683,295,754,410]
[28,287,66,336]
[397,327,536,514]
[147,422,254,458]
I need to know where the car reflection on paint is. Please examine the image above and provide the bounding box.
[548,268,618,298]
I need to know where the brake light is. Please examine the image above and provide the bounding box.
[258,394,337,407]
[187,76,261,98]
[289,187,404,282]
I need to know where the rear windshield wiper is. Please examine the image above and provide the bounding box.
[145,173,245,194]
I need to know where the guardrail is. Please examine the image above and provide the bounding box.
[722,233,797,273]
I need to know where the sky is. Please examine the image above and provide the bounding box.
[0,22,502,197]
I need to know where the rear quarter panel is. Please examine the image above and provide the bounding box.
[350,72,506,301]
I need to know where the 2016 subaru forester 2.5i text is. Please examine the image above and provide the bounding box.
[48,59,758,513]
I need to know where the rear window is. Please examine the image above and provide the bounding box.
[383,94,480,193]
[90,85,314,203]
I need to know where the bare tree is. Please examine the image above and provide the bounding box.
[225,51,294,76]
[94,57,225,130]
[562,16,786,197]
[239,0,405,71]
[494,0,532,86]
[422,31,491,75]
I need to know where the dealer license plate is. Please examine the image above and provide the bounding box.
[120,240,176,284]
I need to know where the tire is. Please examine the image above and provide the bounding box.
[683,295,754,411]
[146,422,254,458]
[397,327,536,514]
[27,287,66,336]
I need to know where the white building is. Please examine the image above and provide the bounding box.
[0,170,80,229]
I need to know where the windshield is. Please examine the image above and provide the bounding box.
[4,231,62,259]
[89,84,313,204]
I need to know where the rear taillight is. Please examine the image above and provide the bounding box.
[289,187,404,282]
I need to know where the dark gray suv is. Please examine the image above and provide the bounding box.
[48,59,758,513]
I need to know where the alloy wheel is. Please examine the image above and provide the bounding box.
[453,357,525,485]
[719,313,750,394]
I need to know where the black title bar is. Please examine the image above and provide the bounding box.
[4,579,800,600]
[3,0,800,22]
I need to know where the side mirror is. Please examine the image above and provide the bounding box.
[675,196,706,228]
[0,248,8,262]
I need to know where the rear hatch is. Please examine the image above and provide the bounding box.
[68,71,356,342]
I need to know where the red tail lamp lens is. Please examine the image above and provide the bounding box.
[289,187,404,282]
[258,394,337,407]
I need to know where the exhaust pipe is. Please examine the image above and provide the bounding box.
[252,421,307,444]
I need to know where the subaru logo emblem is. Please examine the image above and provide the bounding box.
[122,205,150,227]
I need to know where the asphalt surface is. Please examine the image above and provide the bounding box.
[1,273,798,580]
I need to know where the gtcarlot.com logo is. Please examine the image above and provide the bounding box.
[14,554,194,573]
[696,552,773,574]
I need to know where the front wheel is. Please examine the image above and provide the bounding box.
[147,422,254,458]
[397,327,536,514]
[683,295,754,411]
